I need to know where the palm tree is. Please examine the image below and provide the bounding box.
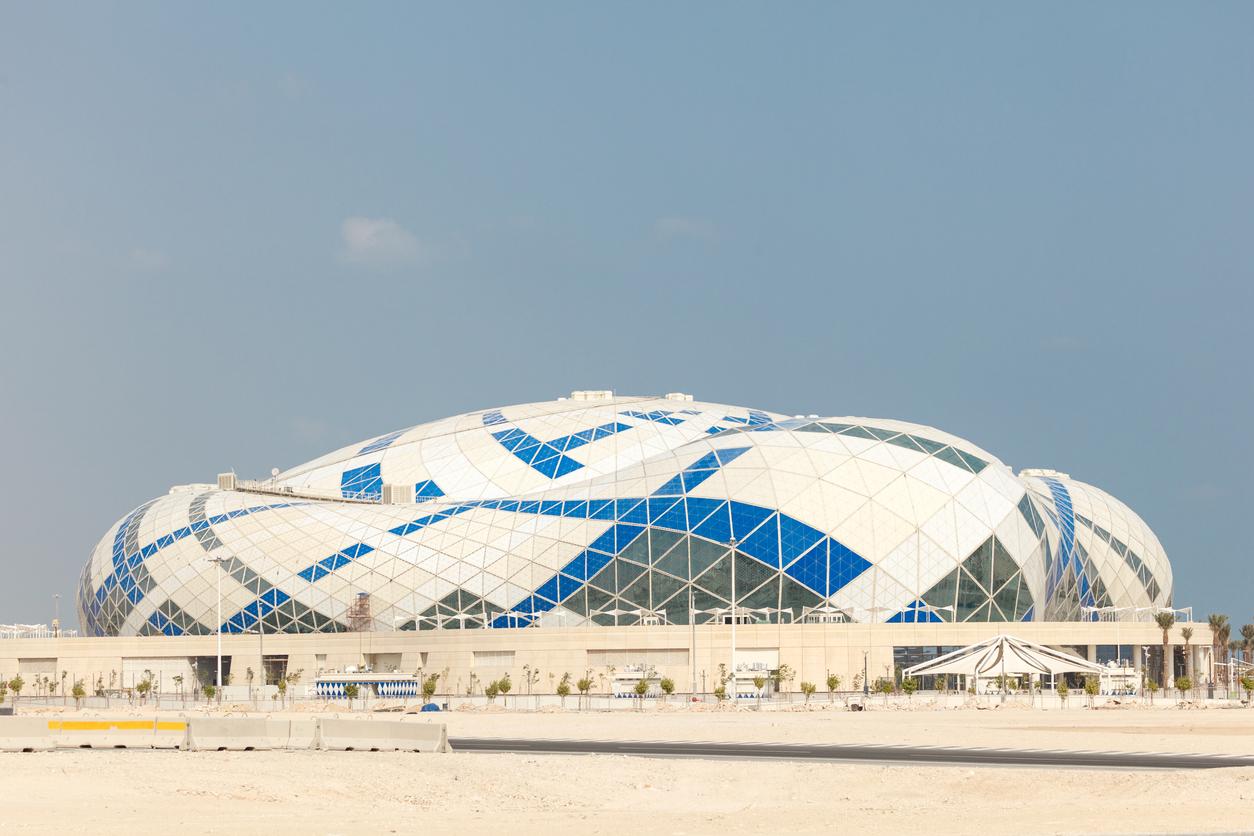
[1154,611,1176,689]
[1209,614,1229,675]
[1242,624,1254,664]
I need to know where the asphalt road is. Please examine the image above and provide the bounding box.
[449,737,1254,770]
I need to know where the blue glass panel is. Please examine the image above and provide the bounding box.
[784,540,827,594]
[740,514,781,567]
[829,541,872,593]
[779,516,826,566]
[729,501,774,541]
[340,463,382,500]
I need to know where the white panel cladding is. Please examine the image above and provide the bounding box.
[79,395,1173,637]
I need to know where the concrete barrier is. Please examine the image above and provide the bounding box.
[47,718,180,749]
[318,719,449,752]
[288,719,318,750]
[186,718,291,751]
[153,719,189,749]
[0,717,55,752]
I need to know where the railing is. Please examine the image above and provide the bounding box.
[1082,606,1195,623]
[0,627,79,639]
[232,479,380,505]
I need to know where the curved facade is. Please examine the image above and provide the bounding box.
[78,393,1172,637]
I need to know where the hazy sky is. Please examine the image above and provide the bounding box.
[1,3,1251,628]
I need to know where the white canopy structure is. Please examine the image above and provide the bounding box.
[903,634,1104,679]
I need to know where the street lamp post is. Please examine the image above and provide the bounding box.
[207,556,228,693]
[53,593,60,637]
[727,538,739,701]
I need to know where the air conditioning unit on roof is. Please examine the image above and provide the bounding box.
[382,483,414,504]
[217,473,236,491]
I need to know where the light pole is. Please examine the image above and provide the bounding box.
[727,538,739,700]
[207,556,228,692]
[53,593,60,637]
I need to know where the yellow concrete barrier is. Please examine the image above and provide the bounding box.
[48,718,187,749]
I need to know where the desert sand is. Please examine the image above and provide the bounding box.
[4,704,1254,834]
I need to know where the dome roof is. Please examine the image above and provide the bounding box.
[77,393,1172,636]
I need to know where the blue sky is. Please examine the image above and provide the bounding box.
[1,3,1251,627]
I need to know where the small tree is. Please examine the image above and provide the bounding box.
[71,679,86,708]
[497,674,512,708]
[135,672,154,703]
[422,672,441,705]
[1056,678,1069,707]
[9,675,24,705]
[772,663,795,694]
[874,677,893,705]
[556,673,572,707]
[713,684,728,702]
[1174,675,1192,703]
[633,677,649,705]
[752,675,766,708]
[276,676,288,707]
[343,683,360,707]
[659,677,675,703]
[1145,679,1159,705]
[576,673,594,710]
[1240,674,1254,705]
[800,681,817,704]
[0,681,8,705]
[485,680,500,703]
[1083,675,1100,708]
[901,676,918,700]
[934,674,947,694]
[202,684,217,701]
[825,673,841,703]
[172,674,184,701]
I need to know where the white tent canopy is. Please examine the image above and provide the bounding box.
[902,634,1104,679]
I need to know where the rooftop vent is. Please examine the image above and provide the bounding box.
[1019,468,1070,479]
[664,392,694,402]
[570,390,614,401]
[382,484,414,505]
[217,472,237,491]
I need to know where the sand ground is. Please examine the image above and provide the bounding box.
[4,704,1254,835]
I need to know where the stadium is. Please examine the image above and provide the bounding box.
[79,391,1172,638]
[0,390,1205,699]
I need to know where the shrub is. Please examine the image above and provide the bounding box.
[800,681,817,703]
[343,683,360,701]
[659,677,674,698]
[202,684,217,700]
[485,680,500,702]
[633,678,649,698]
